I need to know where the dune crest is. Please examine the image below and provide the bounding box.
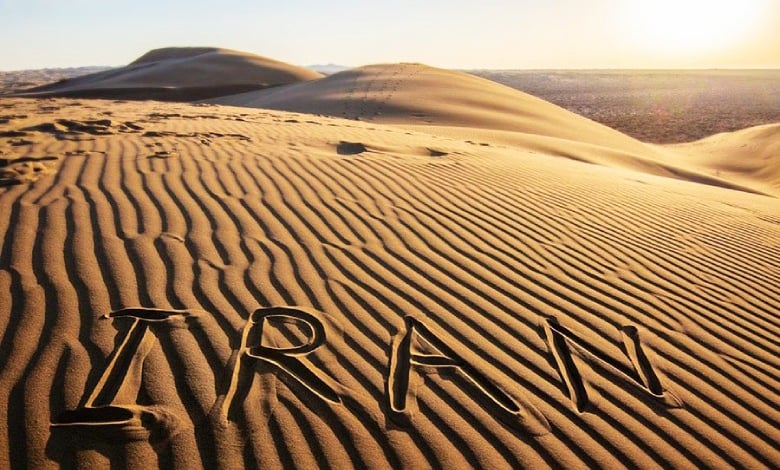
[210,63,775,195]
[667,123,780,197]
[13,47,323,101]
[210,63,656,150]
[129,47,235,65]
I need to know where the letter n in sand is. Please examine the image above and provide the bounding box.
[541,316,683,413]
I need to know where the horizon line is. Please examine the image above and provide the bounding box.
[3,64,780,73]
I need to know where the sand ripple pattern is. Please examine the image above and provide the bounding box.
[0,99,778,469]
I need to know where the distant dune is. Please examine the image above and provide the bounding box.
[668,123,780,196]
[13,47,323,101]
[210,63,775,195]
[209,63,652,148]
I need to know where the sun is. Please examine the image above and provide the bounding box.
[625,0,769,54]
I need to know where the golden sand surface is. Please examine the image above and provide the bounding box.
[0,49,778,469]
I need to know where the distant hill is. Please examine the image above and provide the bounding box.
[306,64,350,75]
[0,66,112,95]
[12,47,323,101]
[210,62,770,195]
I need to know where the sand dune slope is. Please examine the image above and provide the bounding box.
[210,64,657,151]
[0,98,778,469]
[14,47,323,101]
[667,123,780,197]
[210,63,768,194]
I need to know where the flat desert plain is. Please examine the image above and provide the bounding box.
[472,70,780,143]
[0,49,778,469]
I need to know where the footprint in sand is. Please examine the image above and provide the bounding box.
[426,148,448,157]
[0,114,28,125]
[336,141,368,155]
[147,150,174,159]
[0,155,59,186]
[21,119,114,139]
[119,121,144,132]
[147,112,182,120]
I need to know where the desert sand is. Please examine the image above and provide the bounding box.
[13,48,322,101]
[208,63,777,197]
[0,49,778,469]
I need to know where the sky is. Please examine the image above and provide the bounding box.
[1,0,778,71]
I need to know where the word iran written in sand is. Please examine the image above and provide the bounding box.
[52,305,681,438]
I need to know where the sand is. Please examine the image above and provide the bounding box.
[13,48,323,101]
[209,63,778,197]
[0,55,778,469]
[667,124,780,197]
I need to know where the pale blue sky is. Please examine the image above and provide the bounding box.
[1,0,778,71]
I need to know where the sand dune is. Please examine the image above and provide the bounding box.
[0,97,778,469]
[210,63,658,151]
[13,56,773,195]
[13,47,322,101]
[667,123,780,197]
[209,63,771,195]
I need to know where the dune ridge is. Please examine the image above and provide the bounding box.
[11,52,777,196]
[0,97,778,468]
[667,123,780,197]
[209,63,660,151]
[13,47,323,101]
[209,63,777,196]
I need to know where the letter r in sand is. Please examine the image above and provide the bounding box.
[220,307,343,420]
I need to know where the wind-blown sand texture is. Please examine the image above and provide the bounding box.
[0,94,778,469]
[210,63,779,197]
[668,124,780,197]
[13,48,322,101]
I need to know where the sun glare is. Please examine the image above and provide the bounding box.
[627,0,769,54]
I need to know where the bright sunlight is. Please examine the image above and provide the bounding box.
[626,0,770,54]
